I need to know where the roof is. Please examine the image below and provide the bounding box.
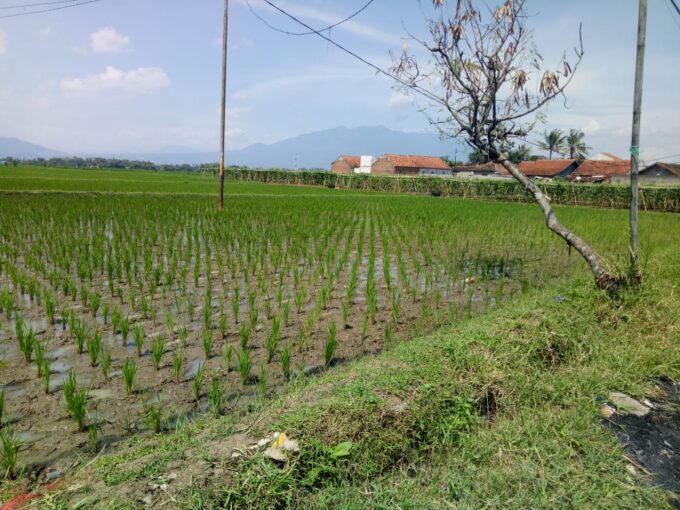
[642,163,680,177]
[512,159,577,177]
[381,154,450,170]
[568,160,631,180]
[452,162,505,174]
[336,155,360,168]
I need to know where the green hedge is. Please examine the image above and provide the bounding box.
[225,168,680,213]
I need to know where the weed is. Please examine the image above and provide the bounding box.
[257,365,267,400]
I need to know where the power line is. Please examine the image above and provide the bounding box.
[245,0,376,37]
[0,0,103,19]
[258,0,444,106]
[0,0,81,10]
[669,0,680,16]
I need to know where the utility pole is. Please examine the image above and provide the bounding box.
[629,0,647,270]
[218,0,229,211]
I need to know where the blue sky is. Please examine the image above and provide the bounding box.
[0,0,679,162]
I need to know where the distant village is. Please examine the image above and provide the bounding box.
[331,153,680,186]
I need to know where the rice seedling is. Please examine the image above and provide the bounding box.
[44,291,56,325]
[133,324,145,357]
[265,316,281,363]
[209,377,224,416]
[231,287,240,323]
[145,398,163,434]
[86,330,101,367]
[193,363,205,401]
[34,341,46,376]
[239,324,250,351]
[280,342,292,380]
[120,317,130,344]
[178,325,188,348]
[172,348,184,383]
[0,427,21,479]
[101,302,110,325]
[218,312,227,339]
[90,293,101,317]
[150,335,166,370]
[222,343,234,372]
[282,301,290,327]
[68,388,88,432]
[41,359,51,394]
[238,349,252,386]
[122,358,137,396]
[74,322,87,355]
[63,370,77,412]
[202,329,213,359]
[325,321,339,367]
[100,346,112,380]
[111,307,122,333]
[18,326,36,363]
[88,421,100,454]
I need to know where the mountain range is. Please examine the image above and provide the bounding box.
[0,126,465,169]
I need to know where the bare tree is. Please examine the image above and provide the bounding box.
[392,0,621,290]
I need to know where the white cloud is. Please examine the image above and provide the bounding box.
[60,66,170,96]
[90,27,130,53]
[388,91,415,120]
[37,27,53,38]
[0,30,7,55]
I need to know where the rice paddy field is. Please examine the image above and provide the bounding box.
[0,165,679,491]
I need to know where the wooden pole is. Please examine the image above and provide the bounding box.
[629,0,647,269]
[219,0,229,211]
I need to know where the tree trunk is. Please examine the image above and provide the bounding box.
[498,158,619,291]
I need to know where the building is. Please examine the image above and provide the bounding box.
[518,160,579,179]
[330,155,360,174]
[451,162,508,179]
[356,155,375,174]
[371,154,452,176]
[633,163,680,186]
[568,160,630,183]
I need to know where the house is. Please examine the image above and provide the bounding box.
[330,155,360,174]
[635,163,680,186]
[568,160,630,183]
[371,154,452,176]
[451,162,508,179]
[494,159,579,179]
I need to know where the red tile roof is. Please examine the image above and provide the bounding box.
[338,155,360,168]
[514,159,577,177]
[601,152,624,161]
[382,154,450,170]
[569,160,630,181]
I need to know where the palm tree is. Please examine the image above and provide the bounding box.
[566,129,589,160]
[510,143,533,164]
[538,129,567,160]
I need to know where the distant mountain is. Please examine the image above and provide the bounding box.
[1,126,466,169]
[223,126,464,169]
[0,137,66,159]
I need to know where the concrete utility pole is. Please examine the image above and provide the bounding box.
[629,0,647,269]
[219,0,229,211]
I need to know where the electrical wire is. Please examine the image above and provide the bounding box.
[669,0,680,16]
[0,0,103,19]
[245,0,376,37]
[258,0,444,106]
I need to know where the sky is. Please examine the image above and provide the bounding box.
[0,0,679,162]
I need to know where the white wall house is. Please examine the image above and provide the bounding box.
[355,155,375,174]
